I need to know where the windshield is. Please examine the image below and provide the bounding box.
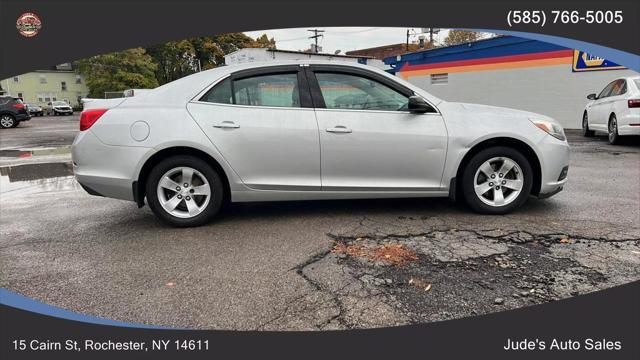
[634,78,640,90]
[52,101,68,106]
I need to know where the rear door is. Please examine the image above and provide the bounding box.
[306,65,448,190]
[187,65,321,190]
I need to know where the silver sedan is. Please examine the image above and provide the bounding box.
[72,61,569,227]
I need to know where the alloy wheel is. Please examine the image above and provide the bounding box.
[156,166,211,218]
[0,115,15,128]
[473,157,524,207]
[608,117,618,143]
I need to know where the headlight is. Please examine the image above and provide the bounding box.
[530,118,566,141]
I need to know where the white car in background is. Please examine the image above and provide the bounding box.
[582,76,640,144]
[47,100,74,116]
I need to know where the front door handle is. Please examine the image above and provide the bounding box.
[213,121,240,129]
[326,126,352,133]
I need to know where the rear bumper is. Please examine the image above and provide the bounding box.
[617,113,640,135]
[72,130,150,201]
[618,125,640,136]
[16,113,31,121]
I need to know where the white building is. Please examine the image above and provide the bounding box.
[224,48,385,69]
[385,36,639,129]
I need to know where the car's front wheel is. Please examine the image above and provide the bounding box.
[146,155,224,227]
[462,146,533,214]
[0,114,16,129]
[582,111,594,137]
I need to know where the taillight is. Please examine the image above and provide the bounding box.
[80,109,108,131]
[628,99,640,108]
[12,103,25,109]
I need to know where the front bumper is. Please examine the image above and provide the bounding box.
[536,134,570,199]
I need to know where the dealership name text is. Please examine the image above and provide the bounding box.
[503,338,622,351]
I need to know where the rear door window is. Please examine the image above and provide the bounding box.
[200,73,302,108]
[233,73,300,108]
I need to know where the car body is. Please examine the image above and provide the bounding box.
[582,76,640,144]
[0,96,31,128]
[25,103,44,116]
[46,100,74,116]
[72,61,570,227]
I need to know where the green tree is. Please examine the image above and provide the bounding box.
[443,30,481,46]
[76,48,159,98]
[146,33,276,84]
[145,40,198,84]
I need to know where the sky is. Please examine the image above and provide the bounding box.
[244,27,454,54]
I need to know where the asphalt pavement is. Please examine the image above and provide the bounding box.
[0,115,638,330]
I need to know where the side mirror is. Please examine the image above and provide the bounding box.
[587,93,597,100]
[408,95,432,114]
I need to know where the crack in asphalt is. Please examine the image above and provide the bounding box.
[275,221,639,330]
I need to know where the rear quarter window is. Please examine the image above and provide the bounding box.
[200,78,232,104]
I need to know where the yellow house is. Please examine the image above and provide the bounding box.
[0,63,89,108]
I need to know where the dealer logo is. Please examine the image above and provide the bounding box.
[16,12,42,38]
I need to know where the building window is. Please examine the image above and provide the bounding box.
[13,76,19,82]
[39,74,47,84]
[75,75,82,84]
[430,73,448,85]
[37,92,57,103]
[61,81,67,91]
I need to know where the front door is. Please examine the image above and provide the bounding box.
[307,67,448,190]
[187,66,321,190]
[589,80,617,131]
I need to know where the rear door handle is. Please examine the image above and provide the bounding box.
[326,126,352,133]
[213,121,240,129]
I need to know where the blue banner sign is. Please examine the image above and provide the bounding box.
[572,50,625,72]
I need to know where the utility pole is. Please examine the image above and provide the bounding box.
[406,29,410,51]
[307,29,324,53]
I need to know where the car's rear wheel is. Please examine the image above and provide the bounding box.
[608,115,620,145]
[582,112,594,137]
[0,114,16,129]
[462,146,533,214]
[146,156,224,227]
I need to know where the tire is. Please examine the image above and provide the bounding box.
[608,115,620,145]
[146,155,224,227]
[0,114,16,129]
[461,146,533,215]
[582,111,594,137]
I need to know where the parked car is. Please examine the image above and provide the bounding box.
[25,103,44,116]
[46,100,74,116]
[72,61,570,227]
[0,96,31,128]
[582,76,640,144]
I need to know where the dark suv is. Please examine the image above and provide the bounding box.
[0,96,31,128]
